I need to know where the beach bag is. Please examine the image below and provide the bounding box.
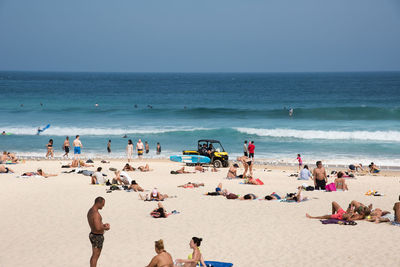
[325,183,337,192]
[226,193,238,199]
[306,186,314,191]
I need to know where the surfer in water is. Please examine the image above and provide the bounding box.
[289,108,294,117]
[37,127,43,135]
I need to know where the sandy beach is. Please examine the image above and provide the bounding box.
[0,159,399,267]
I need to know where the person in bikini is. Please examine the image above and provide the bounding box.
[334,171,348,191]
[226,164,240,179]
[171,167,195,174]
[138,164,152,172]
[146,239,174,267]
[122,163,136,171]
[0,164,14,173]
[312,161,327,190]
[237,156,253,178]
[174,237,207,267]
[128,180,144,192]
[178,182,205,188]
[306,201,367,221]
[45,139,54,159]
[87,197,110,267]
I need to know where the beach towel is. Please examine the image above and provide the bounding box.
[204,261,233,267]
[325,183,336,192]
[320,219,357,225]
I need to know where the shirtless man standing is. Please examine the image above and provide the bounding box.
[312,161,327,190]
[136,139,144,159]
[87,197,110,267]
[73,135,82,161]
[63,137,70,158]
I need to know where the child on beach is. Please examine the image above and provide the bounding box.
[296,154,302,172]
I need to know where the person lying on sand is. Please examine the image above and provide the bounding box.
[178,182,205,188]
[226,164,241,179]
[348,200,372,218]
[128,180,144,192]
[171,167,195,174]
[264,192,281,200]
[239,193,258,200]
[150,202,168,218]
[22,168,57,178]
[138,164,152,172]
[205,183,229,196]
[306,201,366,221]
[244,177,263,185]
[146,239,174,267]
[140,188,174,201]
[285,187,307,202]
[68,160,94,168]
[122,163,136,171]
[174,237,207,267]
[370,202,400,225]
[334,171,349,191]
[194,164,205,172]
[0,164,14,173]
[2,151,19,163]
[366,208,392,223]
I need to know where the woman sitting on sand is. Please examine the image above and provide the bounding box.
[178,182,205,188]
[226,164,241,179]
[334,171,349,191]
[146,239,174,267]
[128,180,144,192]
[138,164,152,172]
[0,164,14,173]
[122,163,136,171]
[174,237,207,267]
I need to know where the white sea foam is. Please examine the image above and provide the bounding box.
[235,128,400,142]
[3,126,206,136]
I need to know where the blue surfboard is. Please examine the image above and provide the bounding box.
[204,261,233,267]
[37,124,50,135]
[170,155,211,164]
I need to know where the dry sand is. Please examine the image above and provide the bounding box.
[0,159,399,267]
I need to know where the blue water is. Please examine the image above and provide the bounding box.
[1,71,400,164]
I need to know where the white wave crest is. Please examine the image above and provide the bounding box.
[235,128,400,142]
[3,126,206,136]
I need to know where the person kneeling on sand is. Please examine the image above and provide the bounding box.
[174,237,207,267]
[178,182,205,188]
[306,201,367,221]
[146,239,174,267]
[0,164,14,173]
[128,180,144,192]
[369,162,380,173]
[122,163,136,172]
[226,164,241,179]
[334,171,348,191]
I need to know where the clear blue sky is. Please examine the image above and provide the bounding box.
[0,0,399,72]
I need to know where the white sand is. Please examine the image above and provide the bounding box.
[0,159,399,267]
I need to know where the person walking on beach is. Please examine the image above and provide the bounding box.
[126,139,133,162]
[156,142,161,155]
[87,197,110,267]
[73,135,82,160]
[145,141,149,154]
[63,137,70,158]
[107,140,111,154]
[248,141,255,159]
[136,139,144,159]
[296,154,303,172]
[243,140,248,156]
[312,161,327,190]
[45,139,54,159]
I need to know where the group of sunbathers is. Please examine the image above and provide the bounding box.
[1,151,19,163]
[306,199,400,225]
[123,163,152,172]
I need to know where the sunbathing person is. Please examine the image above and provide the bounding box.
[138,164,152,172]
[334,171,349,191]
[264,192,281,200]
[239,193,258,200]
[122,163,136,171]
[140,188,171,201]
[306,201,364,221]
[69,160,94,168]
[374,202,400,225]
[128,180,144,192]
[171,167,195,174]
[244,177,263,185]
[2,151,19,163]
[150,202,168,218]
[22,168,57,178]
[178,182,205,188]
[146,239,174,267]
[226,164,241,179]
[0,164,14,173]
[285,187,307,202]
[348,200,372,217]
[205,183,228,196]
[174,237,207,267]
[369,162,380,173]
[366,208,391,223]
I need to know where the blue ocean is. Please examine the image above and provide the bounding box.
[1,71,400,165]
